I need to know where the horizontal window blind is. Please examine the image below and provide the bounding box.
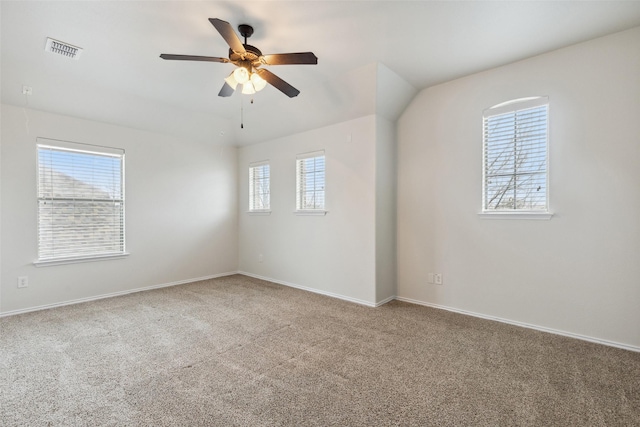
[483,99,548,212]
[249,161,270,211]
[37,142,125,261]
[296,151,325,210]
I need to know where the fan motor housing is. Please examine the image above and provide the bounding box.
[229,45,262,63]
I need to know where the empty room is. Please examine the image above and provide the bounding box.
[1,1,639,425]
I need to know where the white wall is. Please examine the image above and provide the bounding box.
[375,116,397,303]
[238,63,378,145]
[0,105,238,313]
[238,116,378,305]
[375,63,417,122]
[397,27,640,348]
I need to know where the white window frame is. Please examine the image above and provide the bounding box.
[248,160,271,214]
[34,138,128,266]
[295,150,327,215]
[480,97,552,220]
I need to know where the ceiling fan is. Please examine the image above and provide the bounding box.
[160,18,318,98]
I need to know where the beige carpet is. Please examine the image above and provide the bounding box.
[1,274,639,426]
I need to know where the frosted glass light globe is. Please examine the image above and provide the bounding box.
[224,73,238,89]
[251,73,267,91]
[233,67,250,84]
[242,82,256,95]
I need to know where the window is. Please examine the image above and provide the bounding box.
[249,160,270,212]
[296,150,326,212]
[36,139,126,264]
[482,97,549,215]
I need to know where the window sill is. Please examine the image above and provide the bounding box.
[34,253,130,267]
[247,210,271,215]
[294,210,328,216]
[478,211,553,220]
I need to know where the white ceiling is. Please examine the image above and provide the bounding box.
[2,1,640,146]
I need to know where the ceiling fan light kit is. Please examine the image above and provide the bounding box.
[160,18,318,98]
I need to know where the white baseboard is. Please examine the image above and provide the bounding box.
[0,271,238,318]
[3,271,636,353]
[237,271,378,307]
[395,296,640,353]
[375,295,396,307]
[235,274,640,352]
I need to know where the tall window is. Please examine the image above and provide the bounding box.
[483,97,549,212]
[296,151,325,211]
[36,139,125,263]
[249,161,270,211]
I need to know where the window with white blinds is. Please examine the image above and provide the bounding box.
[36,139,126,263]
[249,161,270,211]
[296,151,325,211]
[483,97,549,212]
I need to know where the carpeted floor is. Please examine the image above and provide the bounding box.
[1,274,639,426]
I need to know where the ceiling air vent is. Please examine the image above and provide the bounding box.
[44,37,83,60]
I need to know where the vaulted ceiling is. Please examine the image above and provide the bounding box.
[2,1,640,146]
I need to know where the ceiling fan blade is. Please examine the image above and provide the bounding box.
[261,52,318,65]
[160,54,229,63]
[255,69,300,98]
[209,18,245,54]
[218,82,235,97]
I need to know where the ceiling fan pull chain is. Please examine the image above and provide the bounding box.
[240,96,244,129]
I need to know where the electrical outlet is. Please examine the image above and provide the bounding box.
[427,273,434,284]
[17,276,28,288]
[258,254,263,263]
[434,273,443,285]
